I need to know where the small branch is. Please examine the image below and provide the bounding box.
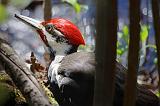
[123,0,140,106]
[0,38,51,106]
[94,0,117,106]
[1,0,9,6]
[43,0,52,21]
[151,0,160,101]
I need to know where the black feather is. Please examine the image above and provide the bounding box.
[49,52,159,106]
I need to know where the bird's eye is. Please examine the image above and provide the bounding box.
[45,24,53,32]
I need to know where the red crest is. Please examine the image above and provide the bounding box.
[41,18,85,46]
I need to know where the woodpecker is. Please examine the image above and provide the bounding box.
[15,14,159,106]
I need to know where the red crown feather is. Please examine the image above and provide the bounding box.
[41,18,85,46]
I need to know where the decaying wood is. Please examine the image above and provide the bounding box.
[0,65,27,106]
[0,38,52,106]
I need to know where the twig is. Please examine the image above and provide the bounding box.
[43,0,52,21]
[94,0,117,106]
[1,0,9,6]
[123,0,140,106]
[151,0,160,102]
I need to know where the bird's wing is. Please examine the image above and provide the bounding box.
[55,52,95,106]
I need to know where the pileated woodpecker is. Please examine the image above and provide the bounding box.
[15,14,159,106]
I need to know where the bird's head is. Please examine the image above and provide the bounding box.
[15,14,85,56]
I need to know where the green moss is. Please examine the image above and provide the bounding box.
[39,81,58,106]
[0,72,27,105]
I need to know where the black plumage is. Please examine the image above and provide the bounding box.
[48,52,159,106]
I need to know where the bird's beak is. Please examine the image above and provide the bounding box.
[15,14,50,47]
[15,14,43,30]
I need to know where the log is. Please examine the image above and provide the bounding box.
[0,38,52,106]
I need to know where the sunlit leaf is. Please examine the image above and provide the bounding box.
[122,25,129,37]
[80,5,88,10]
[79,45,85,49]
[74,3,81,13]
[117,41,120,47]
[63,0,81,13]
[154,58,157,64]
[146,44,157,49]
[117,49,122,55]
[156,91,160,97]
[118,32,123,39]
[122,25,129,44]
[0,4,8,23]
[140,25,148,42]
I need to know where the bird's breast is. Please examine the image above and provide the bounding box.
[48,55,65,87]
